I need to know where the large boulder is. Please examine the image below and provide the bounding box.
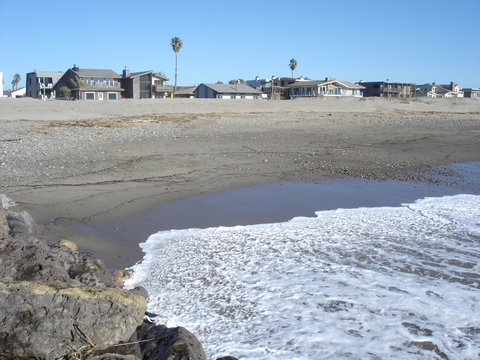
[0,280,146,359]
[136,319,207,360]
[0,195,114,287]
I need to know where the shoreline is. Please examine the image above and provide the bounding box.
[78,164,480,269]
[1,97,479,268]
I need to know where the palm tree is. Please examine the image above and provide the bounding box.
[289,58,298,78]
[12,73,21,90]
[70,75,86,100]
[170,37,183,94]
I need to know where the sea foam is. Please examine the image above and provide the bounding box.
[125,194,480,359]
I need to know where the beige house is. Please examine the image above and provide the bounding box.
[289,77,364,98]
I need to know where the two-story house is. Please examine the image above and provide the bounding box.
[360,81,415,98]
[26,71,64,99]
[53,65,123,100]
[121,67,173,99]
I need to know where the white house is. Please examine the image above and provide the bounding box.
[8,87,26,98]
[416,82,463,98]
[288,77,364,98]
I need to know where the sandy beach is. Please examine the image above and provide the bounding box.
[1,96,480,268]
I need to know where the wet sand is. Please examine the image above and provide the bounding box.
[1,97,479,268]
[80,165,480,269]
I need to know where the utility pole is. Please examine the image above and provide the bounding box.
[271,75,275,100]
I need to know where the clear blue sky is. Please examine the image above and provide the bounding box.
[1,0,479,89]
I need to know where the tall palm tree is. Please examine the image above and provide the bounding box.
[289,58,298,78]
[12,73,21,90]
[170,37,183,94]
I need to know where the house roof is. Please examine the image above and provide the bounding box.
[175,86,197,95]
[73,68,121,78]
[8,87,26,95]
[434,86,450,95]
[288,79,365,89]
[200,83,262,94]
[128,70,169,81]
[29,71,64,77]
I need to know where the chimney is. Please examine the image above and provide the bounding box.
[72,64,79,71]
[236,80,239,90]
[325,77,336,81]
[450,81,455,90]
[123,66,130,78]
[255,76,259,81]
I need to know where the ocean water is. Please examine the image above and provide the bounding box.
[125,194,480,359]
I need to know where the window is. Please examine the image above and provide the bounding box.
[108,92,117,100]
[85,92,95,100]
[139,74,151,99]
[98,93,104,101]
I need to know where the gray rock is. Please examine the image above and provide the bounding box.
[129,285,149,299]
[0,196,211,360]
[0,280,146,359]
[1,194,35,241]
[136,319,207,360]
[0,195,114,287]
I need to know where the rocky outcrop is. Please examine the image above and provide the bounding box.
[0,195,212,360]
[0,195,114,287]
[136,319,207,360]
[0,280,146,359]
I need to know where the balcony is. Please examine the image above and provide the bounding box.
[153,84,173,93]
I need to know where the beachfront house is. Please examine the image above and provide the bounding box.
[288,77,365,98]
[246,76,299,99]
[360,81,415,98]
[463,88,480,98]
[415,83,437,97]
[121,67,173,99]
[415,82,464,98]
[173,86,197,98]
[437,82,464,98]
[194,83,261,99]
[6,87,26,98]
[26,70,64,100]
[53,65,123,100]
